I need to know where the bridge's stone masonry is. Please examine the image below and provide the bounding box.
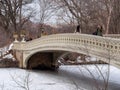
[12,50,23,68]
[12,33,120,69]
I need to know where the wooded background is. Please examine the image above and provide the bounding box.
[0,0,120,47]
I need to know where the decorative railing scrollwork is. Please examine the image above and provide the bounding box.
[12,33,120,68]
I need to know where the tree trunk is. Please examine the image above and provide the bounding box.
[105,8,112,34]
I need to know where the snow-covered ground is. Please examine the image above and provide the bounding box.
[0,45,9,57]
[0,43,14,60]
[0,65,120,90]
[0,43,13,53]
[0,44,120,90]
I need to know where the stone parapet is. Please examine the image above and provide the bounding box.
[12,33,120,69]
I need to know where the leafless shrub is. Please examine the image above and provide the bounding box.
[10,70,32,90]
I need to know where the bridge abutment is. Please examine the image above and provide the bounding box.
[12,50,23,68]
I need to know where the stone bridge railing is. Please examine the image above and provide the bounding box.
[103,34,120,38]
[12,33,120,68]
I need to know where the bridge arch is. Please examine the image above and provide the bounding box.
[24,48,88,69]
[26,51,54,69]
[12,33,120,69]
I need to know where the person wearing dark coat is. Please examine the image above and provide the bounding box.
[93,25,103,36]
[96,26,103,36]
[75,25,81,33]
[77,25,80,32]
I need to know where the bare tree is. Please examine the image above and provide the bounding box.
[54,0,120,34]
[109,0,120,34]
[0,0,34,40]
[37,0,57,37]
[10,71,32,90]
[54,0,97,33]
[56,0,83,31]
[100,0,114,34]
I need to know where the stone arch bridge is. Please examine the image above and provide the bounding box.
[12,33,120,69]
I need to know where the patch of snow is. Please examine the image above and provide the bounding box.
[86,57,97,61]
[3,54,13,59]
[76,56,83,63]
[0,65,120,90]
[8,43,13,50]
[0,43,14,59]
[0,43,13,52]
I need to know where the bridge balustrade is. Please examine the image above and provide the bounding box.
[13,33,120,54]
[14,34,120,50]
[103,34,120,38]
[12,33,120,68]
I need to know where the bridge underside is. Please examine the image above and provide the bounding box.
[27,52,53,69]
[26,51,65,70]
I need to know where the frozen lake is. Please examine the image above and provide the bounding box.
[0,65,120,90]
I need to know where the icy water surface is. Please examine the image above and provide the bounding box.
[0,65,120,90]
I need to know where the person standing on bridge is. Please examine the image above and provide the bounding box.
[96,25,103,36]
[74,25,81,33]
[93,25,103,36]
